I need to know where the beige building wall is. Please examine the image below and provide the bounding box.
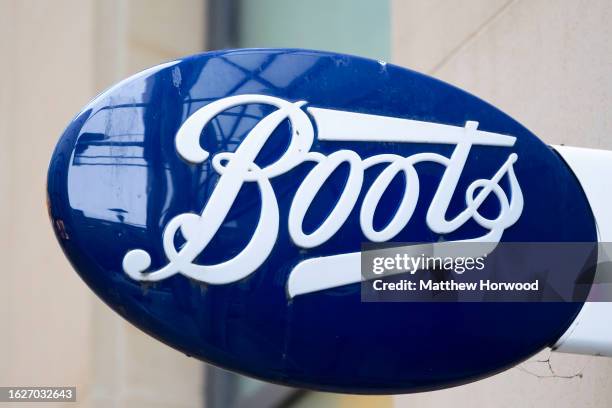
[392,1,612,406]
[0,0,97,404]
[0,1,205,407]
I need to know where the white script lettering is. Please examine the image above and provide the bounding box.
[123,94,523,296]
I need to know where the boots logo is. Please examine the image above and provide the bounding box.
[122,94,524,295]
[48,50,597,393]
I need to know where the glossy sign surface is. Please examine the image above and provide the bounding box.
[48,49,596,393]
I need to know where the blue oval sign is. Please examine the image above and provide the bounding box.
[48,49,596,393]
